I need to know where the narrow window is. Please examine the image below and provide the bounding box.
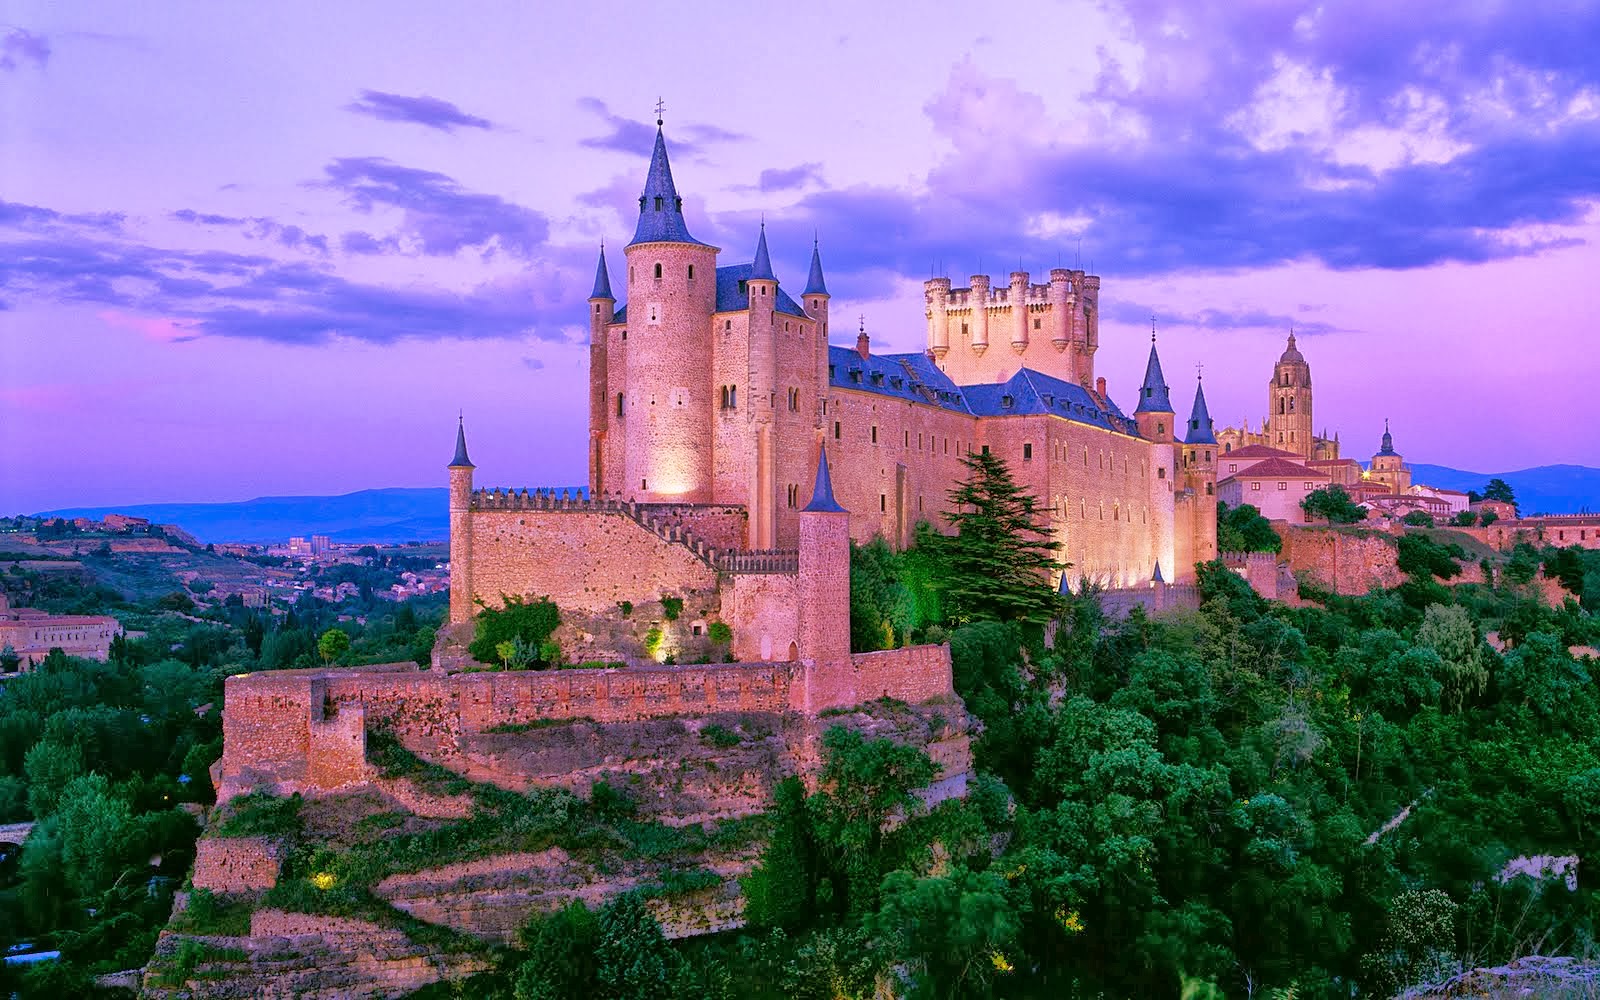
[654,196,663,211]
[880,494,887,512]
[687,264,694,279]
[870,425,877,444]
[904,430,910,447]
[1252,482,1261,491]
[654,262,662,279]
[1278,482,1288,490]
[833,421,841,439]
[1157,422,1164,435]
[1033,318,1041,329]
[981,445,990,456]
[1023,443,1033,461]
[616,393,624,416]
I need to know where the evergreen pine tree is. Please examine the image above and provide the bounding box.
[941,450,1063,624]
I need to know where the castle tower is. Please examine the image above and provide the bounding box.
[1267,332,1314,460]
[447,417,475,625]
[1133,332,1175,443]
[747,224,780,548]
[797,446,852,710]
[1078,272,1100,385]
[803,238,831,439]
[622,119,720,502]
[588,244,615,497]
[968,274,991,356]
[1009,270,1030,353]
[1047,268,1072,357]
[924,275,950,359]
[1178,376,1218,575]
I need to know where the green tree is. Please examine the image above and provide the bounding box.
[1401,510,1435,527]
[870,867,1021,999]
[469,595,561,666]
[56,773,135,898]
[1217,502,1283,554]
[515,900,600,1000]
[742,776,814,929]
[594,893,674,999]
[1300,485,1365,524]
[317,628,351,664]
[1416,604,1487,712]
[942,450,1062,624]
[24,739,85,818]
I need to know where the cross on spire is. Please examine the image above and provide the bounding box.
[858,313,865,332]
[1151,313,1157,343]
[654,96,665,127]
[1196,361,1204,380]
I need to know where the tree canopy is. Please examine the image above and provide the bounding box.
[940,450,1062,625]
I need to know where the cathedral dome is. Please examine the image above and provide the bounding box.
[1278,333,1305,365]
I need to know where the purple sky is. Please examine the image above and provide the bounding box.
[4,2,1599,512]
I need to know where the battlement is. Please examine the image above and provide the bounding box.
[468,489,751,571]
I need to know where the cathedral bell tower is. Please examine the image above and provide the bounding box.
[1267,332,1314,460]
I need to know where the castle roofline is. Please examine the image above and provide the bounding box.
[627,126,708,248]
[802,446,847,513]
[1217,457,1329,484]
[449,416,473,468]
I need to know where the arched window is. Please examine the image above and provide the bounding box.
[1278,399,1286,415]
[653,262,662,279]
[1288,396,1295,412]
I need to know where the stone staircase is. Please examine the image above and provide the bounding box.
[471,488,796,574]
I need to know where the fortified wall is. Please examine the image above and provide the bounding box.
[215,645,959,807]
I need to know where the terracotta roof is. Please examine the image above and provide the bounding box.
[1218,457,1330,485]
[1307,458,1360,466]
[1224,444,1301,460]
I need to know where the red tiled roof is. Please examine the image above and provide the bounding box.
[1223,445,1301,459]
[1218,457,1330,485]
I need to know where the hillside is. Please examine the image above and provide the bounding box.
[1411,463,1600,515]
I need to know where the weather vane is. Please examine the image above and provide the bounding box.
[654,97,665,126]
[1150,314,1157,342]
[1196,361,1204,380]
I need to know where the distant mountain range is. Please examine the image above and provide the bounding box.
[33,465,1597,543]
[1407,464,1599,516]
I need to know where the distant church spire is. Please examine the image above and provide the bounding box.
[802,446,847,513]
[804,234,828,296]
[449,413,474,468]
[629,117,703,247]
[1379,418,1396,456]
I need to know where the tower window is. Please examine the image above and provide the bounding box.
[1207,483,1214,495]
[1157,422,1164,435]
[788,388,799,412]
[653,263,662,279]
[871,425,878,444]
[616,393,624,416]
[787,484,798,508]
[688,264,694,279]
[833,421,841,440]
[654,197,663,211]
[880,494,887,512]
[1033,318,1041,329]
[1023,443,1033,461]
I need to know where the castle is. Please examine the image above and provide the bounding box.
[447,117,1219,668]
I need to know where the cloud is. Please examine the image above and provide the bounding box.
[172,210,331,255]
[756,163,823,193]
[745,5,1600,294]
[318,157,550,258]
[1,198,592,346]
[2,199,123,234]
[1104,301,1342,336]
[576,98,747,158]
[1,29,49,71]
[171,209,246,226]
[521,356,545,370]
[344,89,495,132]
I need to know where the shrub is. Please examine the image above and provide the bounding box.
[1301,485,1366,524]
[643,627,664,657]
[468,595,560,666]
[700,723,741,748]
[1402,510,1435,527]
[212,790,303,838]
[707,620,733,645]
[1451,510,1478,527]
[617,600,633,617]
[661,596,684,621]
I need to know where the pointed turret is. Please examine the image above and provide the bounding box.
[804,237,828,296]
[628,125,703,246]
[449,415,473,468]
[1185,377,1216,444]
[751,223,776,281]
[1378,418,1396,456]
[1152,562,1165,584]
[1134,335,1174,413]
[590,244,614,300]
[802,445,847,513]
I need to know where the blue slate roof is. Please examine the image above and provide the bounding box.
[825,346,1139,435]
[1152,561,1164,584]
[716,264,808,317]
[804,240,828,296]
[628,128,707,247]
[1134,340,1173,413]
[1185,379,1217,444]
[751,225,776,281]
[590,246,613,299]
[449,417,473,468]
[802,446,847,513]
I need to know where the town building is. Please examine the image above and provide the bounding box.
[0,592,121,671]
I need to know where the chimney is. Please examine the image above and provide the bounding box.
[1095,376,1107,397]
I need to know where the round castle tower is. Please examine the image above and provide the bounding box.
[447,417,474,625]
[622,122,720,502]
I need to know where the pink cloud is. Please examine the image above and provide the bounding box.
[96,310,202,343]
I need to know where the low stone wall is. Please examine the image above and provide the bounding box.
[192,836,285,892]
[1279,526,1403,595]
[848,645,957,707]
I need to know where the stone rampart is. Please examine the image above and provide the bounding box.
[192,836,285,892]
[217,646,955,805]
[1278,526,1403,595]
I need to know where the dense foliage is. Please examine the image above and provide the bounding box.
[1217,501,1284,554]
[468,594,562,667]
[1301,484,1367,524]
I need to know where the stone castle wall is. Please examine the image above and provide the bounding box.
[216,647,955,805]
[192,835,286,892]
[1278,526,1403,595]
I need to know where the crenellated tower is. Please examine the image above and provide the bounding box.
[588,245,615,497]
[447,417,475,625]
[621,120,720,502]
[924,267,1099,386]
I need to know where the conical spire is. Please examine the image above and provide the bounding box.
[751,222,776,281]
[802,445,847,513]
[1152,562,1165,584]
[1058,571,1072,596]
[804,235,828,296]
[590,243,613,299]
[1185,377,1216,444]
[1134,332,1173,413]
[628,125,703,247]
[449,414,473,468]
